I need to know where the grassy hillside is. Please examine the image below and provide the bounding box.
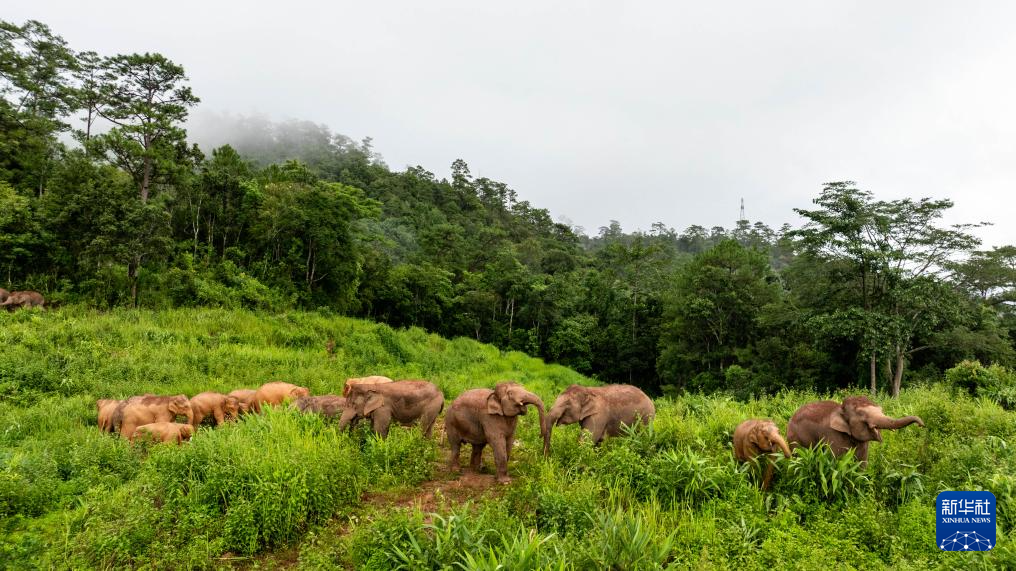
[1,307,1014,569]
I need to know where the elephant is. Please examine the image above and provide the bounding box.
[96,399,122,433]
[228,389,257,414]
[189,391,240,427]
[342,375,394,397]
[130,422,194,444]
[0,290,44,310]
[733,419,792,490]
[0,288,8,303]
[337,380,444,437]
[113,394,193,438]
[545,384,655,452]
[445,382,549,484]
[786,395,925,465]
[293,395,346,418]
[252,381,310,413]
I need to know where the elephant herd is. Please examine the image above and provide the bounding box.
[96,378,657,483]
[0,288,45,310]
[96,377,922,486]
[734,395,925,489]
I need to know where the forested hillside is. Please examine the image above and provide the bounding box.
[2,19,1015,398]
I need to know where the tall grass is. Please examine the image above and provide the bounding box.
[2,307,1015,569]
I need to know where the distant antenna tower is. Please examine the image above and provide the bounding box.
[739,198,746,223]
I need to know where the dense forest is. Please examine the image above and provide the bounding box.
[2,19,1015,397]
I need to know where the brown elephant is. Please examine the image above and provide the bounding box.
[228,389,257,414]
[337,380,444,437]
[342,375,394,397]
[252,381,310,413]
[130,422,194,444]
[545,384,655,453]
[189,391,240,427]
[113,394,193,438]
[786,396,924,465]
[96,399,122,433]
[733,419,792,490]
[445,382,549,484]
[293,395,346,418]
[0,290,44,310]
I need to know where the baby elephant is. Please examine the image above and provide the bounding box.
[733,419,792,490]
[130,422,194,444]
[253,381,310,413]
[293,395,346,418]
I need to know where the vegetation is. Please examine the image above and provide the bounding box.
[3,19,1015,398]
[3,16,1016,569]
[0,307,1013,569]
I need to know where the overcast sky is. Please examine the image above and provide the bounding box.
[13,2,1016,245]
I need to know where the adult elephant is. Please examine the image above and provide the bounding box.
[733,419,792,490]
[342,375,394,397]
[96,399,122,433]
[253,381,310,413]
[189,392,240,427]
[545,384,655,453]
[0,290,44,310]
[113,394,193,438]
[228,389,257,414]
[337,380,443,437]
[445,382,549,484]
[786,396,924,465]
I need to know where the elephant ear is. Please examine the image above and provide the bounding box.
[578,392,597,420]
[363,392,385,415]
[486,393,504,416]
[830,407,851,434]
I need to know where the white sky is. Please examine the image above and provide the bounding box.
[13,2,1016,245]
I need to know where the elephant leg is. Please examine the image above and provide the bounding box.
[121,421,137,439]
[583,418,608,445]
[372,410,392,437]
[447,433,462,473]
[490,437,510,483]
[214,409,225,426]
[468,443,485,474]
[420,402,440,438]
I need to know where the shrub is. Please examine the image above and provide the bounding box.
[780,445,870,505]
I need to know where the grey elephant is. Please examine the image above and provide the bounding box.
[445,382,550,484]
[293,395,347,418]
[337,380,444,437]
[786,395,924,465]
[545,384,655,453]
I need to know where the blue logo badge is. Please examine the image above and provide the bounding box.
[936,491,996,551]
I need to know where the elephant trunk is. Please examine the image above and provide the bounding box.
[544,403,565,456]
[872,414,925,431]
[771,432,792,458]
[522,392,550,456]
[337,406,357,431]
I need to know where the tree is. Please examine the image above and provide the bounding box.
[658,239,780,392]
[790,182,983,396]
[91,52,200,202]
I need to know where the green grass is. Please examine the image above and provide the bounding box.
[1,306,1014,569]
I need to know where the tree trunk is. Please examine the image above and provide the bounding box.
[869,354,877,395]
[891,348,905,398]
[128,256,141,308]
